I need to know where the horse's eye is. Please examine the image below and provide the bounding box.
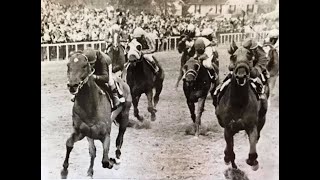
[136,45,142,51]
[83,64,88,69]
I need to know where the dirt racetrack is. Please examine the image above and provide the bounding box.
[41,46,279,180]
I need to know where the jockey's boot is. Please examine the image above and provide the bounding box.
[255,78,266,100]
[111,87,125,110]
[145,55,159,74]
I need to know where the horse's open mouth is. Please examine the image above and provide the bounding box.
[68,84,79,94]
[236,78,246,86]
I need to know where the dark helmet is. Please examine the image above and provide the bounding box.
[194,38,205,54]
[83,48,97,64]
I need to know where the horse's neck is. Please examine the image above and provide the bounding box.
[229,78,249,107]
[76,77,101,114]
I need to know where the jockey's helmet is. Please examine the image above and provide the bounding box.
[111,24,121,33]
[83,48,97,64]
[201,28,214,37]
[242,38,259,50]
[268,29,279,39]
[132,27,146,38]
[194,38,205,54]
[187,24,196,32]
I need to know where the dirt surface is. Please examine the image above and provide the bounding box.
[41,47,279,180]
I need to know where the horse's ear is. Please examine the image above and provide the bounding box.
[182,64,188,74]
[68,51,76,59]
[228,40,238,55]
[194,63,200,71]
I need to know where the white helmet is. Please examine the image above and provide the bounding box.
[187,24,196,32]
[201,28,214,36]
[268,29,279,38]
[110,24,121,32]
[132,27,146,38]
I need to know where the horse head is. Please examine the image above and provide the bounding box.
[111,31,121,52]
[67,51,94,95]
[126,39,143,66]
[177,35,187,54]
[232,47,253,86]
[182,58,201,87]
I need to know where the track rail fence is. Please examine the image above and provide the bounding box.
[41,32,269,61]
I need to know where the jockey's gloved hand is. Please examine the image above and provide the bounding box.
[250,68,259,78]
[199,54,208,61]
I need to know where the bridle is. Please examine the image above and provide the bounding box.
[184,61,201,80]
[69,53,96,96]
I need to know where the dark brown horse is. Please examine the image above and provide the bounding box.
[175,34,195,89]
[215,47,268,171]
[182,57,219,136]
[107,31,127,77]
[265,46,279,94]
[61,52,131,179]
[124,41,165,121]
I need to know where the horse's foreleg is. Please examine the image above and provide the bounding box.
[101,135,114,169]
[246,126,259,171]
[87,137,96,177]
[187,100,196,123]
[195,97,206,136]
[132,94,144,121]
[224,128,237,169]
[115,112,128,169]
[146,91,156,121]
[269,75,278,97]
[154,80,163,110]
[61,131,84,179]
[175,69,183,89]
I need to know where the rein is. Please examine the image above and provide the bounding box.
[71,68,95,95]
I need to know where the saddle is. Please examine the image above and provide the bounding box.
[213,74,267,104]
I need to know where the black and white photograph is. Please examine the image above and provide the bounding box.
[41,0,279,179]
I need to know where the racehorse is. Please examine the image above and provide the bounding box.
[107,31,127,77]
[182,57,219,136]
[215,46,268,171]
[124,41,165,121]
[61,51,131,179]
[175,34,195,89]
[265,45,279,95]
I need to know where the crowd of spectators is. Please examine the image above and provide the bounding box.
[41,0,279,44]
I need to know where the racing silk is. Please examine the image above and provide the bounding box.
[194,37,218,70]
[92,50,112,84]
[141,33,156,54]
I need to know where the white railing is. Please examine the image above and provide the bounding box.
[41,37,181,61]
[218,31,269,45]
[41,32,270,61]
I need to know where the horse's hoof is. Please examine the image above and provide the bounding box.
[225,161,230,165]
[114,163,120,170]
[251,162,259,171]
[151,115,156,121]
[60,169,68,179]
[87,169,93,178]
[137,116,144,121]
[116,150,121,159]
[115,158,121,165]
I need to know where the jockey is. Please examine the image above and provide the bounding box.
[183,24,197,52]
[105,24,124,52]
[201,28,219,61]
[130,27,159,73]
[264,28,279,53]
[71,48,125,109]
[193,37,219,82]
[213,38,269,105]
